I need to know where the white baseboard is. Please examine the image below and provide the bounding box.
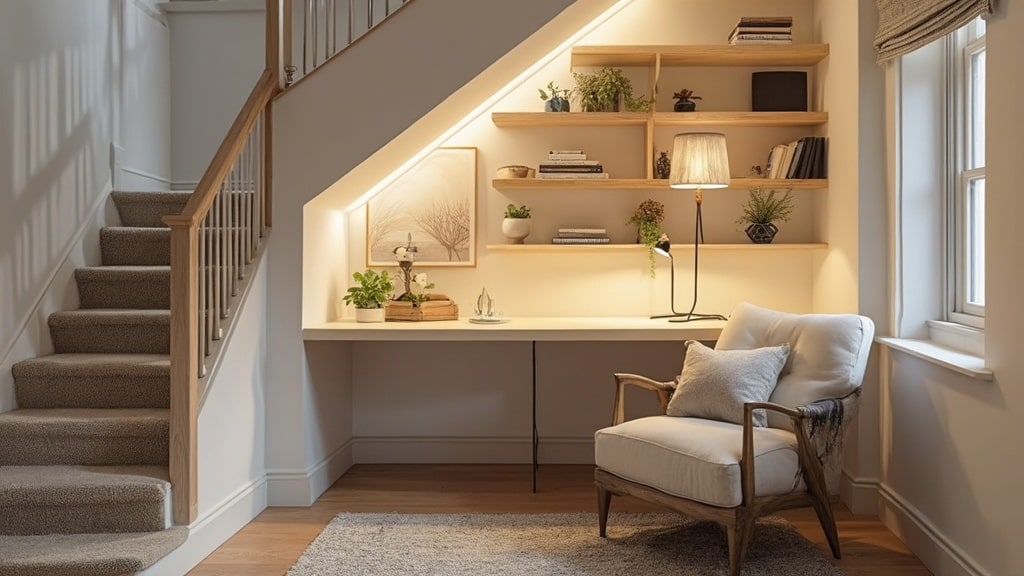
[878,482,988,576]
[352,436,596,465]
[171,180,199,191]
[120,165,172,190]
[138,476,268,576]
[839,472,879,515]
[266,440,353,506]
[538,437,594,464]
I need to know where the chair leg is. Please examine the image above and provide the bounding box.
[810,496,842,559]
[726,513,756,576]
[597,484,612,537]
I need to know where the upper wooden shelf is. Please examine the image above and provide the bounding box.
[491,178,828,190]
[492,111,827,128]
[570,44,830,68]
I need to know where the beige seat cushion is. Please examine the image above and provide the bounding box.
[595,416,804,508]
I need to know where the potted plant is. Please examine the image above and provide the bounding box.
[735,187,795,244]
[502,203,532,244]
[572,67,651,113]
[342,269,394,322]
[538,81,571,112]
[673,89,702,112]
[627,199,666,276]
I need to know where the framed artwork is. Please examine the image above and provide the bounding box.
[366,147,477,267]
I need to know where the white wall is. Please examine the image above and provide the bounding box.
[876,3,1024,575]
[164,0,264,189]
[0,0,171,411]
[269,0,591,503]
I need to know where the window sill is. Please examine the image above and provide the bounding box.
[876,337,993,381]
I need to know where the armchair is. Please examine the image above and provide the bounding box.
[594,302,874,576]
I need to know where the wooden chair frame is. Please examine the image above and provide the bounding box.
[596,372,853,576]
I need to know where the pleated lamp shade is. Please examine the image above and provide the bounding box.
[668,132,731,189]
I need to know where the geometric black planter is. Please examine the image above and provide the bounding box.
[745,223,778,244]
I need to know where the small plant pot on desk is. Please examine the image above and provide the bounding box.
[354,307,386,323]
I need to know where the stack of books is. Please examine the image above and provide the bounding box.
[728,16,793,45]
[551,227,610,245]
[537,150,609,179]
[764,136,827,179]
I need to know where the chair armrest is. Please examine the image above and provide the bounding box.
[740,391,860,506]
[609,373,677,426]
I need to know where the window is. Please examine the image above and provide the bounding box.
[950,18,985,326]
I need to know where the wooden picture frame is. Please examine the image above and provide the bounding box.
[367,147,477,267]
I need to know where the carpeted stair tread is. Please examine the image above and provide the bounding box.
[0,465,170,535]
[13,353,169,410]
[49,310,170,354]
[75,267,170,310]
[112,191,192,228]
[0,527,188,576]
[0,409,169,466]
[100,227,170,266]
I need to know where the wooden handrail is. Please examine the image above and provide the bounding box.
[163,0,285,526]
[164,71,278,229]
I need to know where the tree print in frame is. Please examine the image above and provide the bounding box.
[367,147,477,267]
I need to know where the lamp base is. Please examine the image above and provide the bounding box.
[667,312,728,323]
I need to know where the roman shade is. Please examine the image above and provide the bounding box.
[874,0,993,64]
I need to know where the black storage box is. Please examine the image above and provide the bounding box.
[752,71,808,112]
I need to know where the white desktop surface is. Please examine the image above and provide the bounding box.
[302,316,726,342]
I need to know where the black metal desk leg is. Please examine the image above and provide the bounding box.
[532,340,538,493]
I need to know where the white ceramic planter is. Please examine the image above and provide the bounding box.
[501,218,531,244]
[354,307,386,323]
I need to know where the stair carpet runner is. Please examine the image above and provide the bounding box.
[0,192,193,576]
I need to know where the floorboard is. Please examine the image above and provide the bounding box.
[187,464,932,575]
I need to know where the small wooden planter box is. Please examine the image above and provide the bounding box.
[385,299,459,322]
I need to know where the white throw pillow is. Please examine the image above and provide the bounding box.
[666,340,790,427]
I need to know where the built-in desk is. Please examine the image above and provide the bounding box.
[303,316,725,342]
[303,317,725,490]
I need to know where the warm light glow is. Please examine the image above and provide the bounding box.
[669,132,731,190]
[344,0,638,213]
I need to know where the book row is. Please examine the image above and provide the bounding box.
[765,136,827,180]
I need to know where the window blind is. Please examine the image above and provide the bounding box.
[874,0,992,63]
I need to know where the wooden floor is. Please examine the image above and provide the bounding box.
[188,464,931,576]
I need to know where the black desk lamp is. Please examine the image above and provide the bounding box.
[650,235,687,319]
[659,132,730,323]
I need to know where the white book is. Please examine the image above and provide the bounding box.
[539,159,602,165]
[536,172,610,179]
[547,153,588,161]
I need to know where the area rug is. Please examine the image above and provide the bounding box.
[286,512,842,575]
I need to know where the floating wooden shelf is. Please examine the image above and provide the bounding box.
[491,112,648,127]
[492,111,827,128]
[491,178,828,190]
[652,111,827,127]
[486,243,828,253]
[570,44,830,68]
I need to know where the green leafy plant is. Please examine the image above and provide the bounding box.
[342,269,394,309]
[538,81,571,102]
[735,187,795,226]
[504,203,531,218]
[627,199,666,277]
[572,67,650,112]
[672,89,702,104]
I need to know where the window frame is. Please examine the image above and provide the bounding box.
[948,21,986,329]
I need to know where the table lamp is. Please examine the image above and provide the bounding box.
[663,132,730,323]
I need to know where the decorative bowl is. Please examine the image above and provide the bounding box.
[497,165,532,179]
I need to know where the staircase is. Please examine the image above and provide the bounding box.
[0,192,191,575]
